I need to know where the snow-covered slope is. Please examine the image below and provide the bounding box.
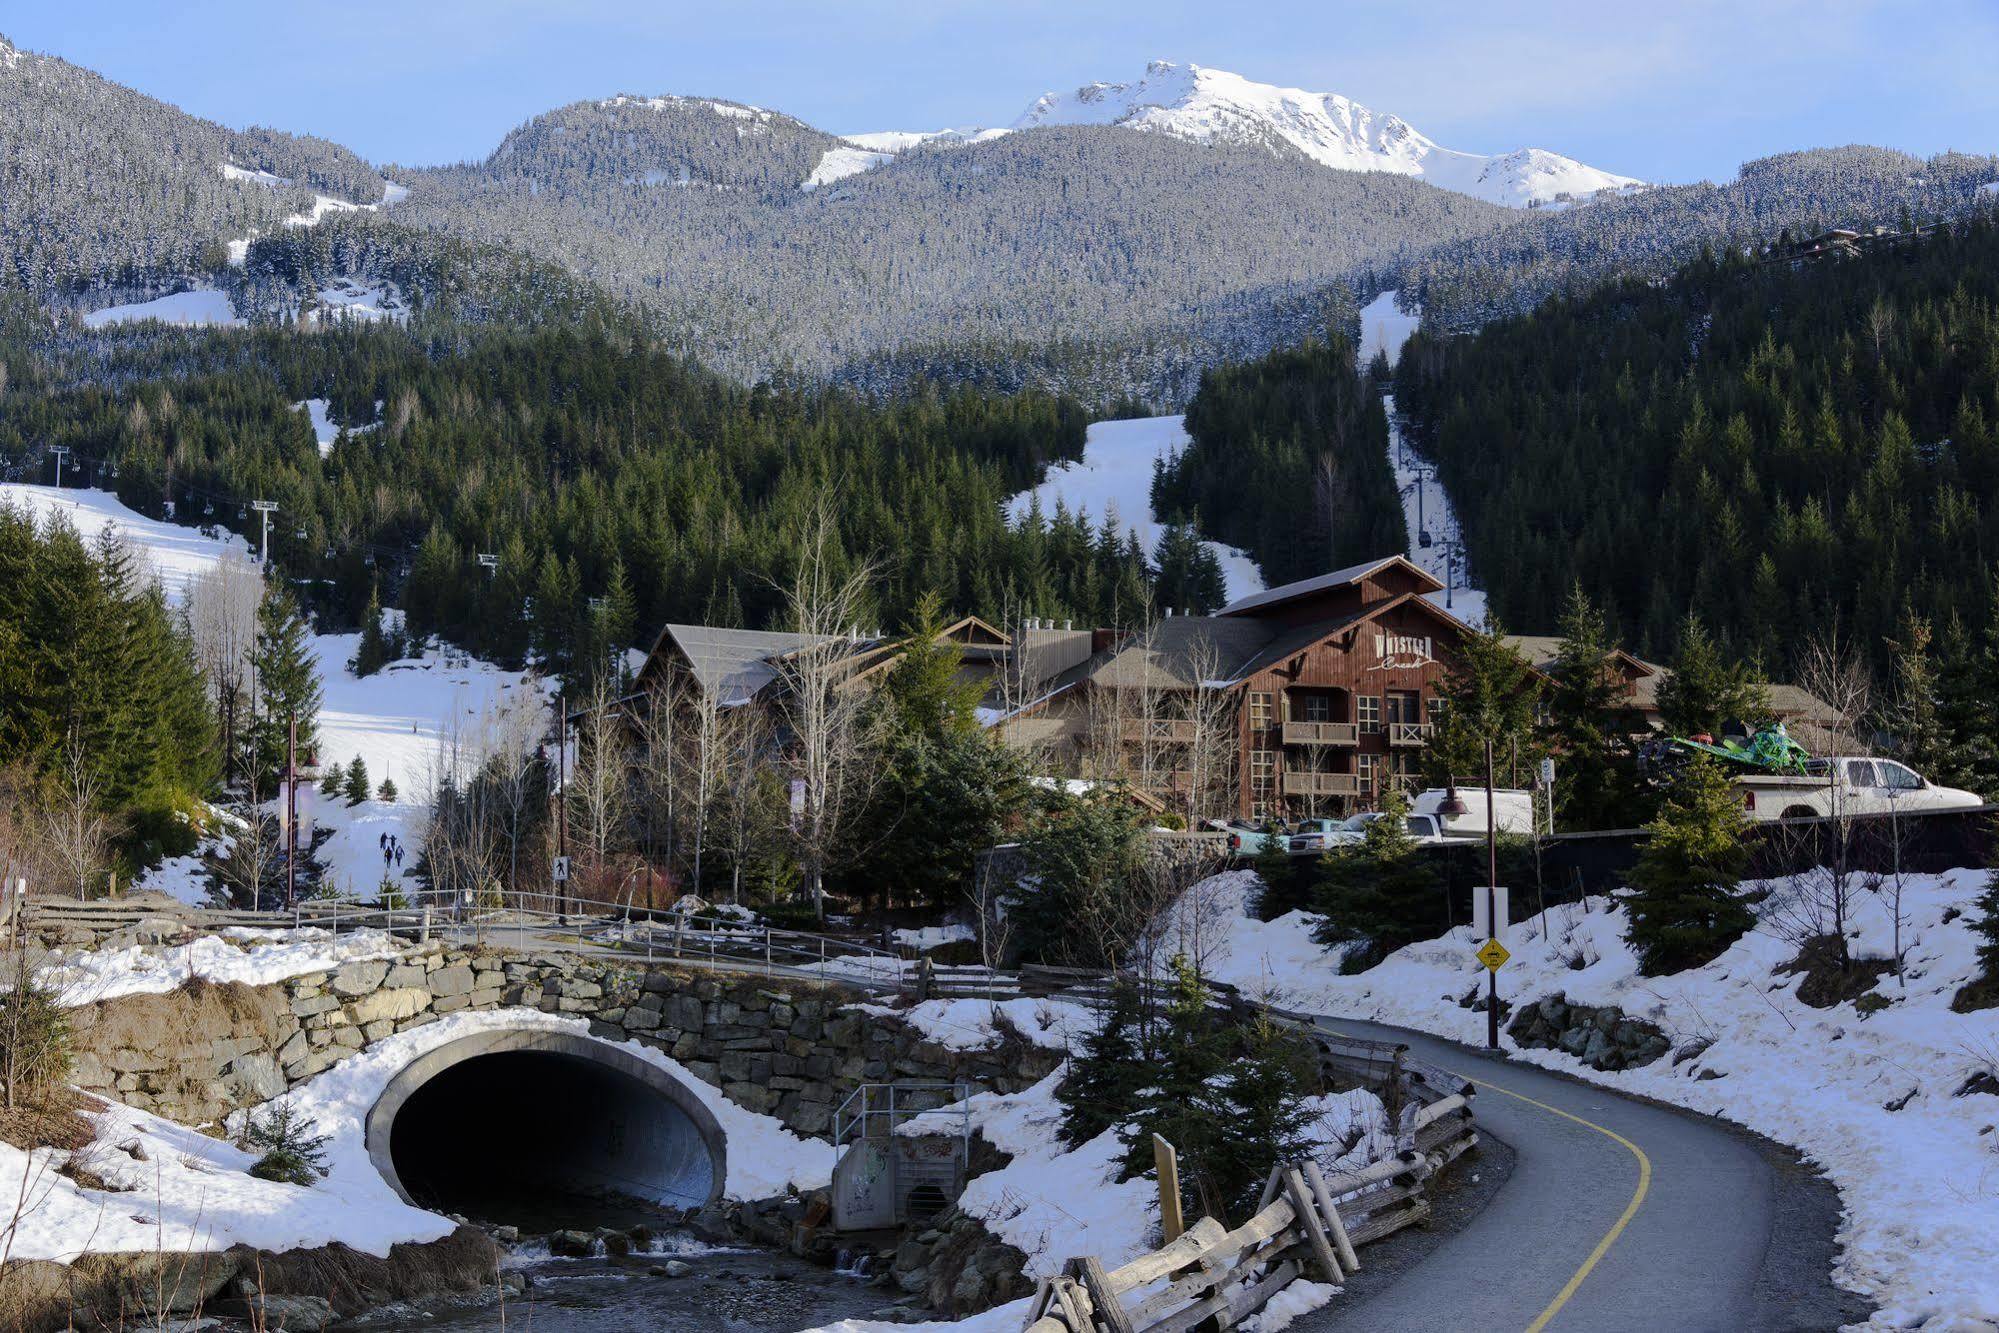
[0,485,253,597]
[1006,416,1264,604]
[1014,61,1640,208]
[803,126,1007,189]
[81,287,243,330]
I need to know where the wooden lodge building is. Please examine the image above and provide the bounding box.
[999,557,1479,819]
[625,554,1838,823]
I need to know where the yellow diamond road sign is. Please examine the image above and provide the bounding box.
[1476,938,1511,971]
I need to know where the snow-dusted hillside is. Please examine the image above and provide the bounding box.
[0,484,542,901]
[1006,416,1264,605]
[1013,61,1641,208]
[1169,868,1999,1329]
[804,126,1008,189]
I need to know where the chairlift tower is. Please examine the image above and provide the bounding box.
[250,499,278,565]
[49,446,71,489]
[477,553,499,578]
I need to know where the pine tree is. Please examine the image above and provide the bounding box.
[1311,786,1444,965]
[1251,833,1302,916]
[1542,583,1646,829]
[1426,620,1537,790]
[1179,1012,1316,1219]
[1884,610,1972,790]
[377,777,398,802]
[352,584,389,677]
[343,755,370,806]
[1655,615,1769,739]
[884,591,984,740]
[250,585,321,788]
[1057,981,1149,1147]
[1620,755,1752,975]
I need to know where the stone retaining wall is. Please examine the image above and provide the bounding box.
[66,944,1064,1135]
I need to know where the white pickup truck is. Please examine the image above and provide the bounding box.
[1735,757,1983,821]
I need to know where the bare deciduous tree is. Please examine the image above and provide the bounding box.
[567,677,632,900]
[185,554,263,789]
[1783,626,1874,972]
[41,730,116,901]
[771,512,885,920]
[713,692,779,906]
[1178,637,1242,828]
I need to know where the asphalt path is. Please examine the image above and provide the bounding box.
[1299,1014,1863,1333]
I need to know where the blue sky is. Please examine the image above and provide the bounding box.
[7,1,1995,180]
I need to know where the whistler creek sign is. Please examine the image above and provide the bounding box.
[1370,632,1433,670]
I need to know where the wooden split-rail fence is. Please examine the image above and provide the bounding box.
[1024,1023,1477,1333]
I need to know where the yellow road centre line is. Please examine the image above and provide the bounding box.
[1308,1019,1654,1330]
[1460,1074,1653,1333]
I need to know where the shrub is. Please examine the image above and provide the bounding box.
[244,1102,330,1186]
[0,972,72,1110]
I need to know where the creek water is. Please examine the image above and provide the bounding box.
[343,1194,885,1332]
[346,1241,885,1332]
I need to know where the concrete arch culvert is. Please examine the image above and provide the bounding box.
[365,1028,728,1216]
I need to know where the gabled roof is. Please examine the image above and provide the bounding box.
[1218,555,1443,617]
[646,624,836,704]
[1076,615,1281,691]
[1503,634,1656,678]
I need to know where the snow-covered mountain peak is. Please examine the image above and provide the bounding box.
[0,35,23,70]
[1012,60,1640,208]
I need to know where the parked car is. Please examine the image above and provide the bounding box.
[1734,757,1984,822]
[1220,820,1290,855]
[1292,811,1454,853]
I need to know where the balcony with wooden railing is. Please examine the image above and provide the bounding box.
[1282,771,1364,797]
[1282,721,1359,747]
[1387,721,1431,747]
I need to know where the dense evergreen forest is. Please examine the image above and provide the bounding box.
[1154,335,1404,588]
[0,508,215,871]
[1395,218,1999,670]
[0,318,1210,679]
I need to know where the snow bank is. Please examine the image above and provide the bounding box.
[1177,867,1999,1329]
[891,923,976,951]
[1007,416,1264,605]
[82,288,244,330]
[849,998,1095,1053]
[893,1069,1385,1287]
[40,928,405,1006]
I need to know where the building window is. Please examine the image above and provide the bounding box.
[1427,697,1449,727]
[1386,690,1422,725]
[1248,692,1273,730]
[1358,695,1381,733]
[1356,753,1379,794]
[1304,694,1331,723]
[1250,748,1278,818]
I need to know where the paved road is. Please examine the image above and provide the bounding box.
[1300,1015,1856,1333]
